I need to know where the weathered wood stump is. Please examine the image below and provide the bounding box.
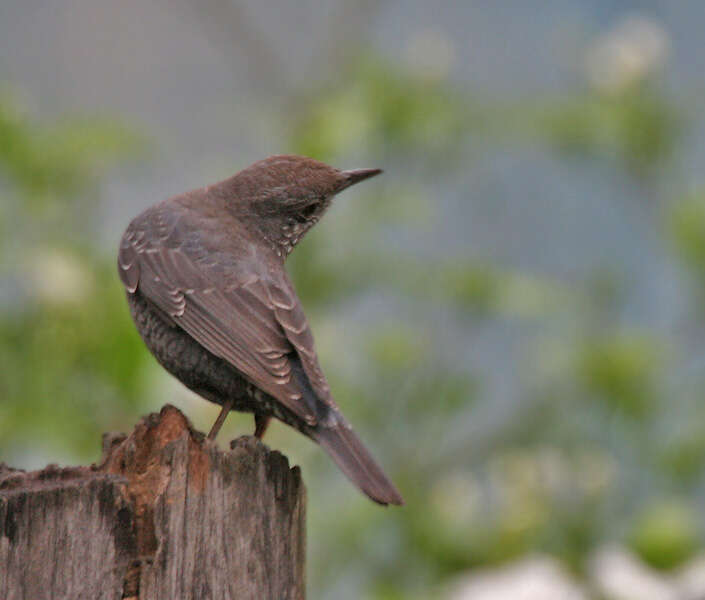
[0,405,306,600]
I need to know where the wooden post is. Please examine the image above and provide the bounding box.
[0,405,306,600]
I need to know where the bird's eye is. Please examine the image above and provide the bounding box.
[301,203,318,219]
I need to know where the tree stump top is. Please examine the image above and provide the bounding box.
[0,405,306,600]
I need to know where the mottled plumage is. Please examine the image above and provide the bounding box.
[118,155,403,505]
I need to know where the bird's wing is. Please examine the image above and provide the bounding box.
[118,207,333,426]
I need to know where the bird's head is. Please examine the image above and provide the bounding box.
[229,154,382,256]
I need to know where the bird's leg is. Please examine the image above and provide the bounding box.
[207,398,234,440]
[254,414,271,439]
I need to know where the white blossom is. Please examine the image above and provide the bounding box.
[447,556,587,600]
[589,545,678,600]
[586,16,670,94]
[28,249,92,306]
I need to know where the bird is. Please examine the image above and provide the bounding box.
[117,154,403,506]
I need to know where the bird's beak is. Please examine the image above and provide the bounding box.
[342,168,383,188]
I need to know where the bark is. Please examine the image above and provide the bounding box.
[0,405,306,600]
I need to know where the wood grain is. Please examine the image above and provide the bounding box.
[0,405,306,599]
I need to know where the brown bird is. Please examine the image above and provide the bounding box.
[118,155,403,505]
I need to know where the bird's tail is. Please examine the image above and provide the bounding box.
[312,421,404,506]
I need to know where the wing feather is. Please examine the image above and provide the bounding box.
[118,207,334,424]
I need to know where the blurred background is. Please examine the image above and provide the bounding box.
[2,1,705,598]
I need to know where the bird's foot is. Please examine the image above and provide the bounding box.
[207,398,234,440]
[254,414,271,439]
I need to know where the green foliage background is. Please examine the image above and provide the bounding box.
[2,49,704,598]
